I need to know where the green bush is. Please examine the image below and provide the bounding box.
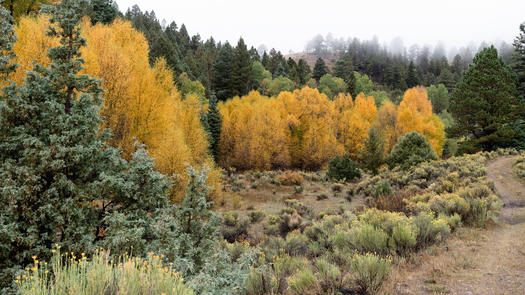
[327,154,361,181]
[386,131,438,171]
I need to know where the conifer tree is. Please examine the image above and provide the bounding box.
[211,41,233,101]
[206,92,222,159]
[448,45,522,151]
[312,57,328,81]
[345,71,356,97]
[273,62,288,78]
[231,37,252,97]
[0,1,172,290]
[406,61,418,88]
[512,22,525,99]
[360,127,385,175]
[90,0,119,25]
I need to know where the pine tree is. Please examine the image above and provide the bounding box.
[273,62,288,78]
[312,57,328,81]
[345,71,356,96]
[231,37,252,97]
[406,61,418,88]
[512,22,525,99]
[438,67,456,93]
[0,2,173,290]
[332,59,352,79]
[206,92,222,159]
[211,41,233,101]
[90,0,119,25]
[448,45,522,151]
[297,58,310,84]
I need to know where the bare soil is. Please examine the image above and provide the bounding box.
[389,156,525,294]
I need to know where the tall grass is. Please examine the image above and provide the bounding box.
[16,246,193,295]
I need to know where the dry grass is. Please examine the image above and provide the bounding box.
[284,51,340,71]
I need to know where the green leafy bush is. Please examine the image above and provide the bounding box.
[386,131,438,170]
[327,154,361,181]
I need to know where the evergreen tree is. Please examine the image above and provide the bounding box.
[512,22,525,99]
[332,59,352,79]
[231,37,252,97]
[406,61,418,88]
[312,57,328,82]
[249,46,260,62]
[345,71,356,96]
[438,67,456,93]
[360,127,385,175]
[0,1,171,290]
[273,62,288,78]
[211,41,233,101]
[261,51,269,68]
[451,54,463,75]
[448,45,522,151]
[297,58,311,84]
[90,0,119,24]
[206,93,222,159]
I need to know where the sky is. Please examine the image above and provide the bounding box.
[114,0,525,55]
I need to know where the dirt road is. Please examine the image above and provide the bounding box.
[392,156,525,294]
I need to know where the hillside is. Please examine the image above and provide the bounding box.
[285,51,340,70]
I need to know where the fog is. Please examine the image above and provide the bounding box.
[114,0,525,55]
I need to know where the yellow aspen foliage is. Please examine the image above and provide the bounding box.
[353,92,377,123]
[302,118,343,171]
[10,14,58,85]
[333,93,354,113]
[337,110,371,160]
[11,15,223,204]
[375,101,402,154]
[397,86,445,156]
[218,91,290,171]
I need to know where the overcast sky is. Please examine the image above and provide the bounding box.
[114,0,525,55]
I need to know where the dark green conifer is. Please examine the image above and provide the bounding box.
[448,46,522,151]
[312,57,328,82]
[231,37,252,97]
[512,22,525,99]
[206,93,222,159]
[211,42,233,101]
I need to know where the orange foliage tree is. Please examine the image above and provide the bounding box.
[11,15,222,203]
[396,86,445,156]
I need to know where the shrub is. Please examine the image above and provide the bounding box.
[294,186,304,194]
[327,154,361,181]
[279,213,306,237]
[16,248,194,295]
[288,266,316,294]
[332,183,344,193]
[386,131,438,171]
[350,252,391,294]
[248,210,267,223]
[220,212,250,243]
[276,171,304,186]
[317,194,328,201]
[267,214,280,226]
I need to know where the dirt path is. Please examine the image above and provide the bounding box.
[392,156,525,294]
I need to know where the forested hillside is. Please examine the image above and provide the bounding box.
[2,0,525,294]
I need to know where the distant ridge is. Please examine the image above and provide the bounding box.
[284,51,340,71]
